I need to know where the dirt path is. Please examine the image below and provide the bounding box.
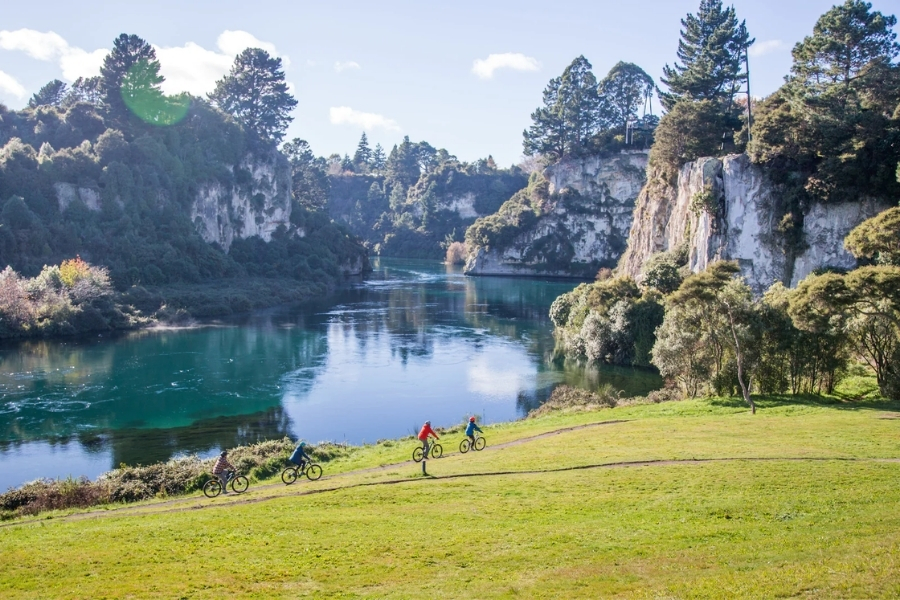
[4,419,898,529]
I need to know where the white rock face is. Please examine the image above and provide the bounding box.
[440,192,479,219]
[55,183,101,212]
[619,154,891,293]
[190,152,292,251]
[465,152,649,277]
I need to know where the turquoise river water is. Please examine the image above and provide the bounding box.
[0,259,661,490]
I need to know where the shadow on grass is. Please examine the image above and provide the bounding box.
[707,394,900,413]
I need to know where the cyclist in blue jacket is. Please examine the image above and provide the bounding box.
[465,416,482,445]
[290,441,311,469]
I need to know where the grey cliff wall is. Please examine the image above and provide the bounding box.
[465,151,649,277]
[619,154,890,293]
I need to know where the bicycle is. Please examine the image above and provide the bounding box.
[281,461,324,485]
[203,470,249,498]
[459,433,486,453]
[412,439,443,462]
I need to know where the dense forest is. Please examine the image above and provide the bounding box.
[0,34,368,337]
[549,0,900,403]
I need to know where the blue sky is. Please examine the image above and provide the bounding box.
[1,0,896,166]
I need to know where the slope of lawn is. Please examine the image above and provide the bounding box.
[2,394,899,599]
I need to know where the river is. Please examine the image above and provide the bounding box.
[0,259,661,490]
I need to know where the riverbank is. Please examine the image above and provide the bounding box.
[2,393,899,597]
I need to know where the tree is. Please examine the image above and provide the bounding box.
[385,137,420,189]
[209,48,297,145]
[28,80,68,109]
[371,144,386,173]
[597,62,655,135]
[648,99,728,181]
[750,1,900,204]
[658,262,759,412]
[63,77,103,106]
[523,56,601,160]
[353,133,372,170]
[844,207,900,266]
[660,0,754,111]
[283,138,330,210]
[101,34,160,119]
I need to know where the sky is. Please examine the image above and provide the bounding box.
[1,0,897,166]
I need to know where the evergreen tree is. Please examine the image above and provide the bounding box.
[28,80,68,109]
[371,143,387,173]
[660,0,754,110]
[597,62,655,135]
[341,154,354,173]
[353,132,372,169]
[209,48,297,145]
[283,138,330,210]
[385,137,420,188]
[100,34,161,119]
[63,77,103,106]
[523,56,601,159]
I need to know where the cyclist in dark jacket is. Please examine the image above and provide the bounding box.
[465,416,483,445]
[290,441,311,469]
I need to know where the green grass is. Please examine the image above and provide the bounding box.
[2,396,900,598]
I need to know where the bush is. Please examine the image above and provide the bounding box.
[444,241,467,265]
[527,384,621,418]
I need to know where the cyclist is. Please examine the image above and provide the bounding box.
[465,416,483,446]
[418,420,439,458]
[212,450,236,493]
[289,440,311,470]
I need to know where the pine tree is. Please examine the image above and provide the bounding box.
[371,143,387,173]
[660,0,753,110]
[353,132,372,170]
[28,80,68,109]
[523,56,601,159]
[100,34,161,119]
[209,48,298,145]
[597,62,655,135]
[63,77,103,106]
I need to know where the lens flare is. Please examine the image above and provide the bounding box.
[121,60,190,126]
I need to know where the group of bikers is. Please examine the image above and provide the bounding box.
[211,416,483,492]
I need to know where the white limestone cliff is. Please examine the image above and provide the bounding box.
[190,151,292,252]
[465,152,649,277]
[619,154,890,293]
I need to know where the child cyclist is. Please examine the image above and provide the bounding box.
[418,421,439,457]
[465,416,483,445]
[212,450,236,493]
[289,441,311,470]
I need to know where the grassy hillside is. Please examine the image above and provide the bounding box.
[2,395,899,598]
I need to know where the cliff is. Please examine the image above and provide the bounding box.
[465,152,648,277]
[190,150,293,252]
[619,154,890,293]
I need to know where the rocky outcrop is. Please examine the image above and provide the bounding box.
[190,151,292,251]
[55,183,101,212]
[465,152,648,277]
[619,154,890,293]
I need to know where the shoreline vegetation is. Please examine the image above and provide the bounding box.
[0,256,364,341]
[0,373,886,521]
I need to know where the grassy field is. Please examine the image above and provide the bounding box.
[2,395,899,598]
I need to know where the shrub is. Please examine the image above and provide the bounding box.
[444,241,467,265]
[527,384,621,418]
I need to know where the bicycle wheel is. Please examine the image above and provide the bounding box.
[430,443,443,459]
[231,475,249,493]
[203,479,222,498]
[281,467,298,485]
[474,437,486,451]
[412,446,424,462]
[459,439,470,453]
[306,464,323,481]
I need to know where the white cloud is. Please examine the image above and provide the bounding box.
[0,28,290,96]
[472,53,540,79]
[334,60,360,73]
[0,28,105,81]
[329,106,400,132]
[217,30,289,67]
[749,40,786,58]
[0,70,26,98]
[156,31,290,95]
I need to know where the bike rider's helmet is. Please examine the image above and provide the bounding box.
[469,416,476,422]
[425,420,431,426]
[299,441,306,447]
[220,451,227,457]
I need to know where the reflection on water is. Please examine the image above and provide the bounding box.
[0,259,661,489]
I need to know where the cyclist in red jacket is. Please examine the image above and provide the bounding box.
[418,421,439,458]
